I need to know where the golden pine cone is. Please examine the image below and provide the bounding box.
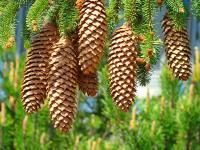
[108,24,138,112]
[78,0,107,75]
[47,37,78,132]
[78,71,98,96]
[162,13,191,81]
[21,23,59,114]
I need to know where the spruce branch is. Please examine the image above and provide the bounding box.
[164,0,184,13]
[107,0,121,34]
[134,0,161,86]
[44,2,59,22]
[137,63,151,86]
[168,11,188,30]
[0,2,18,48]
[164,0,188,29]
[123,0,143,30]
[57,0,78,36]
[107,0,121,23]
[26,0,49,32]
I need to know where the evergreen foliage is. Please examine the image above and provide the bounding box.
[107,0,121,34]
[0,2,18,47]
[57,0,78,36]
[26,0,49,31]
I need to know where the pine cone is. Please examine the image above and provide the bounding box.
[78,71,98,96]
[108,24,138,112]
[71,32,98,97]
[21,23,59,114]
[47,37,78,132]
[162,13,191,81]
[78,0,107,75]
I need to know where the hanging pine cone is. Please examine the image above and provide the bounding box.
[71,32,98,97]
[162,13,191,81]
[78,71,98,96]
[108,24,138,112]
[47,37,78,132]
[78,0,107,75]
[21,23,59,114]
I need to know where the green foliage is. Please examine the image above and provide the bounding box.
[123,0,138,23]
[164,0,184,13]
[160,64,182,102]
[44,3,59,23]
[164,0,188,29]
[137,64,151,86]
[57,0,78,36]
[0,1,9,13]
[107,0,121,34]
[123,0,143,31]
[192,0,200,20]
[168,11,188,30]
[0,2,18,47]
[26,0,49,31]
[175,96,200,149]
[107,0,121,23]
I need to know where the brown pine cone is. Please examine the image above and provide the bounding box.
[108,24,138,112]
[47,37,78,132]
[162,13,191,81]
[78,0,107,75]
[71,32,98,97]
[78,71,98,96]
[21,23,59,114]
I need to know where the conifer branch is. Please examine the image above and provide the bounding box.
[57,0,78,36]
[44,2,59,23]
[164,0,188,29]
[26,0,49,32]
[164,0,184,13]
[0,2,18,48]
[107,0,121,34]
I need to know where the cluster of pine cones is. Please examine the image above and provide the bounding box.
[21,0,191,132]
[22,0,106,132]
